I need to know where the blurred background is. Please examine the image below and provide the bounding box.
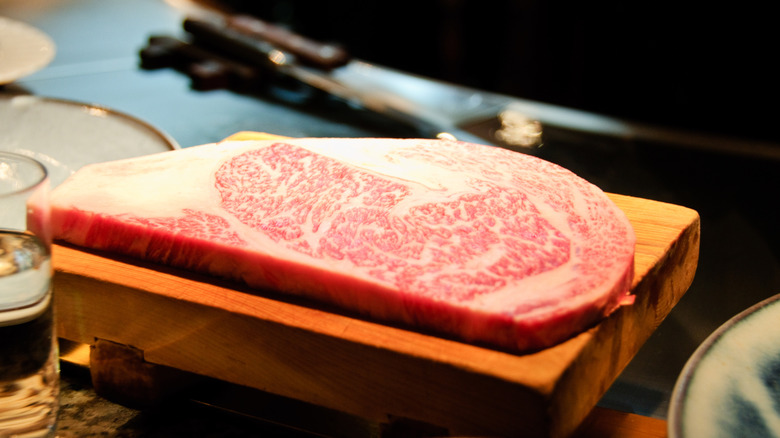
[220,0,779,145]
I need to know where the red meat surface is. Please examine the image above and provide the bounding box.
[51,138,635,351]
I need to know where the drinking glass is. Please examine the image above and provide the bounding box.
[0,152,58,437]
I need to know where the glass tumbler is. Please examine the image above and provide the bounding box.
[0,152,58,437]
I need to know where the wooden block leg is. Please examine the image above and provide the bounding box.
[89,338,202,409]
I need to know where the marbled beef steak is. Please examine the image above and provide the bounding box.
[51,138,636,351]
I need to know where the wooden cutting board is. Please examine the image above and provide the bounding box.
[52,133,700,438]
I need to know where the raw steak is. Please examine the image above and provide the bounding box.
[51,138,636,351]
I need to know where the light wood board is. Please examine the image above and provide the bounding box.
[52,133,700,437]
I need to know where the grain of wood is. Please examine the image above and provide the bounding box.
[51,133,699,437]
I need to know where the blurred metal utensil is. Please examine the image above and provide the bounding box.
[164,1,780,159]
[180,17,499,145]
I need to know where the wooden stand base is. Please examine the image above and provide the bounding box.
[60,339,669,437]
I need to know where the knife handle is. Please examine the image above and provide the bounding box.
[226,14,350,70]
[183,18,284,69]
[140,35,264,92]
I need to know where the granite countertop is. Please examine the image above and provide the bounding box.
[56,363,317,437]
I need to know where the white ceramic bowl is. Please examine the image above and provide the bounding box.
[669,293,780,438]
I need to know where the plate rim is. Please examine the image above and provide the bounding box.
[0,16,56,84]
[668,292,780,438]
[0,92,181,151]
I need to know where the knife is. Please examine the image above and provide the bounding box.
[162,1,780,159]
[319,46,780,159]
[176,17,525,148]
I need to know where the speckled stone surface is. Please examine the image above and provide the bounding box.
[57,375,140,437]
[53,366,315,437]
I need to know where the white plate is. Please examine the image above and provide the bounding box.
[669,293,780,438]
[0,94,179,187]
[0,17,56,84]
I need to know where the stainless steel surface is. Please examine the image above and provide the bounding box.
[2,0,779,432]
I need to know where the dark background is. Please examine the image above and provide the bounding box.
[222,0,779,145]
